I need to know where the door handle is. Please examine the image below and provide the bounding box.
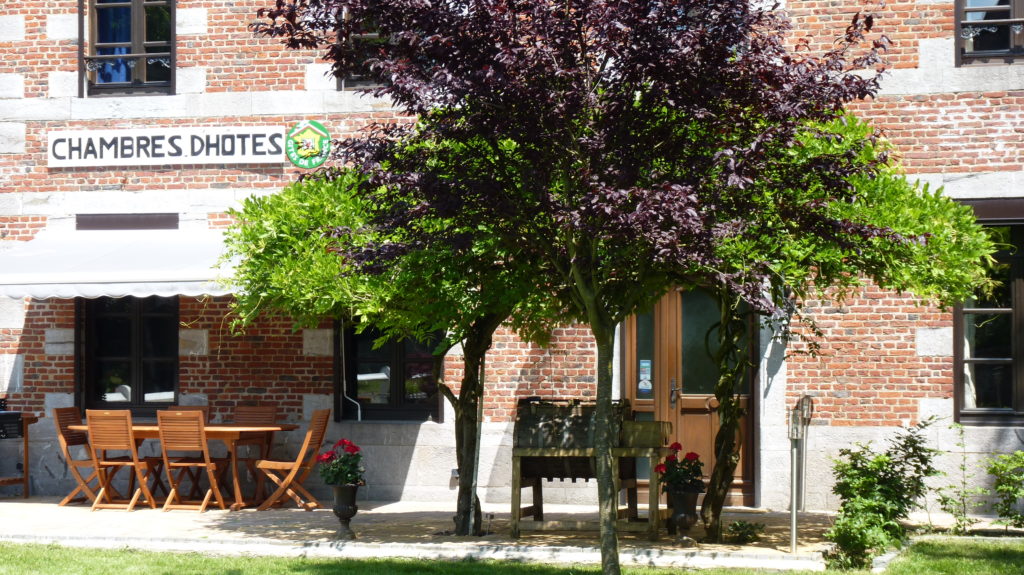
[670,377,680,407]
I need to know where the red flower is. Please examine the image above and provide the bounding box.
[343,443,361,454]
[665,453,677,462]
[317,452,335,463]
[684,452,700,461]
[669,442,683,451]
[654,463,667,474]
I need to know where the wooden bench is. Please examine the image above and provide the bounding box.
[509,398,671,540]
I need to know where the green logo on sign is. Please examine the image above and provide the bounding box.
[285,120,332,169]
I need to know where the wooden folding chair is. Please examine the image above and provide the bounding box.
[255,409,330,511]
[172,405,211,498]
[176,405,211,422]
[85,409,158,511]
[157,409,227,513]
[232,404,278,500]
[53,407,100,506]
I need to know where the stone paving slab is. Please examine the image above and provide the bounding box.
[0,496,829,571]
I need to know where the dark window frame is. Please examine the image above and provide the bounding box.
[78,0,176,97]
[77,296,180,417]
[955,0,1024,66]
[335,8,383,91]
[955,203,1024,425]
[339,324,444,422]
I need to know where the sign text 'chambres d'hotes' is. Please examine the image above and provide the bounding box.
[47,126,287,168]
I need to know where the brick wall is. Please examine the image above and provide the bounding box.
[0,0,1014,437]
[6,300,75,414]
[851,93,1024,175]
[4,297,334,419]
[785,284,954,426]
[786,0,953,70]
[444,326,599,422]
[6,294,603,424]
[0,217,46,241]
[177,298,334,420]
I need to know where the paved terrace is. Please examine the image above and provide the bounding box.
[0,496,832,571]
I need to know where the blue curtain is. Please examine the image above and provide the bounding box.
[96,6,131,83]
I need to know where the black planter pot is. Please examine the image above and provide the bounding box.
[665,487,701,537]
[331,484,360,540]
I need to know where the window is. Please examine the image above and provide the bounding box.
[955,0,1024,65]
[956,225,1024,425]
[335,10,383,91]
[80,0,175,96]
[80,296,179,413]
[342,326,442,421]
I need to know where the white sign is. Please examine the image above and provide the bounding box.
[47,126,287,167]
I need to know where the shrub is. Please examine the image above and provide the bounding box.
[825,417,939,569]
[987,451,1024,529]
[726,520,765,544]
[936,423,986,535]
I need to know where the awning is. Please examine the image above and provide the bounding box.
[0,229,234,299]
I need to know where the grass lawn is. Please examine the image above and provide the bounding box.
[883,537,1024,575]
[1,538,1022,574]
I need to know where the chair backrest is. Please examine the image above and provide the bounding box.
[157,409,208,453]
[85,409,136,453]
[296,409,331,467]
[53,406,88,449]
[175,405,210,423]
[232,405,277,426]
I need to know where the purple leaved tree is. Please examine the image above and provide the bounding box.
[252,1,989,571]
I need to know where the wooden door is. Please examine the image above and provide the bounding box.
[623,289,755,506]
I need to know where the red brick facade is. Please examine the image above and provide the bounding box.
[785,286,954,426]
[787,0,952,70]
[445,327,598,421]
[0,0,1019,506]
[851,93,1024,175]
[0,1,1001,424]
[5,298,334,421]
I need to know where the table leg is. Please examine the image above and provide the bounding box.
[254,435,270,503]
[228,439,245,511]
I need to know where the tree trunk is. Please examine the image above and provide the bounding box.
[452,326,492,536]
[701,393,742,541]
[453,390,483,535]
[591,319,621,575]
[699,290,750,542]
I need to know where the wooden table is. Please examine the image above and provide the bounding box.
[71,422,297,510]
[0,413,38,498]
[510,446,670,540]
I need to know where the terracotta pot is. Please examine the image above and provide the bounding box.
[331,484,360,540]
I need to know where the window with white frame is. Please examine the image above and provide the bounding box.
[80,0,175,95]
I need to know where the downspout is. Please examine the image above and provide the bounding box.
[335,319,361,421]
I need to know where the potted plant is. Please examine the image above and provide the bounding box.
[655,443,705,537]
[318,438,366,539]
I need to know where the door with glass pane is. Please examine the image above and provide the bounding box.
[623,289,755,506]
